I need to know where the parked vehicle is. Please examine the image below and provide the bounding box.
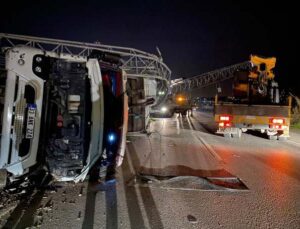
[151,92,193,118]
[214,55,291,140]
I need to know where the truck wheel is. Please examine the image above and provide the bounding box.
[267,129,277,137]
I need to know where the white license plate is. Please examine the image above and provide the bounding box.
[25,104,36,139]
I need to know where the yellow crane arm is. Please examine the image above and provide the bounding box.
[249,55,276,80]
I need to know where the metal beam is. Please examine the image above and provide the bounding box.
[171,61,252,93]
[0,33,171,84]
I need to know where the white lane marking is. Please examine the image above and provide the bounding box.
[125,145,152,229]
[194,134,224,163]
[176,117,180,135]
[186,115,194,130]
[186,115,223,163]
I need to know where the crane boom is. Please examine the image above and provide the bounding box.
[171,61,252,93]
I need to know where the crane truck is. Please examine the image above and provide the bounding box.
[214,55,291,140]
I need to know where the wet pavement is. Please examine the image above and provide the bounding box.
[0,111,300,228]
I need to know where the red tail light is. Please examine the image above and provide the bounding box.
[269,118,284,124]
[269,118,285,130]
[219,115,232,128]
[220,115,231,121]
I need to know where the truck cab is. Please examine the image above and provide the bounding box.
[0,46,127,187]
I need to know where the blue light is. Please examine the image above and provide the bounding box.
[107,132,117,144]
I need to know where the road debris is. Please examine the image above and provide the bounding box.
[77,211,81,220]
[79,186,84,196]
[187,214,198,223]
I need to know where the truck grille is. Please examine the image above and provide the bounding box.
[14,97,26,147]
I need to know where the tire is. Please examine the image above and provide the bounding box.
[267,129,277,136]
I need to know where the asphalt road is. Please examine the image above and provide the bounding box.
[1,111,299,228]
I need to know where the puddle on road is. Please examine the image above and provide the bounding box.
[128,173,248,191]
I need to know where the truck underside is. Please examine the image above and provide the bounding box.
[0,32,169,190]
[41,57,92,180]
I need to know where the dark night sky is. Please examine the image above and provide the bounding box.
[0,0,298,94]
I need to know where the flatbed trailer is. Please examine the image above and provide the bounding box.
[214,95,292,140]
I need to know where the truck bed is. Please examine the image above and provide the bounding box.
[215,103,290,117]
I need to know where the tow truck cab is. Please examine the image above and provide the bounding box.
[0,46,127,186]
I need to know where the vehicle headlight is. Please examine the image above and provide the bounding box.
[161,106,168,113]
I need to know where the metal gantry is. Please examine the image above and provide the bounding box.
[171,61,252,93]
[0,33,171,84]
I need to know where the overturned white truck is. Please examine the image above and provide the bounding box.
[0,34,171,189]
[0,45,128,188]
